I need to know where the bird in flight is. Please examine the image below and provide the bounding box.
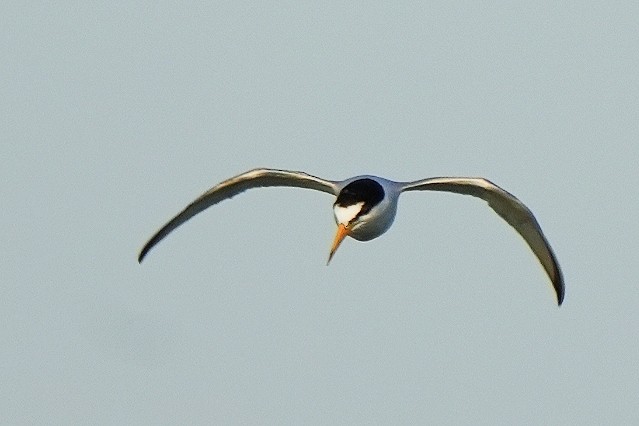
[138,168,564,305]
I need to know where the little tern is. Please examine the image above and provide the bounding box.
[138,168,564,305]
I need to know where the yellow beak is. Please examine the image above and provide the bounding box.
[327,223,349,264]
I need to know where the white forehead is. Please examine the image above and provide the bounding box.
[334,202,364,225]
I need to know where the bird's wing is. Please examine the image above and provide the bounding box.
[400,177,564,305]
[138,168,339,262]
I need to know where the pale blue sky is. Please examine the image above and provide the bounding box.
[3,2,639,424]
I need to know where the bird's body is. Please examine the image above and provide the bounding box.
[139,168,564,305]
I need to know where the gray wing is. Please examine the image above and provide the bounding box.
[401,177,564,305]
[138,168,339,262]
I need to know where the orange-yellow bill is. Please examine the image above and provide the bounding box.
[327,223,349,264]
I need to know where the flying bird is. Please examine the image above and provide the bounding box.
[138,168,564,305]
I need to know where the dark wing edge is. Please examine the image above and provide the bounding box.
[138,168,339,263]
[401,177,565,306]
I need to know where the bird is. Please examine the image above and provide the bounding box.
[138,168,564,305]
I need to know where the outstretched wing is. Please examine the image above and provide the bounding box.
[138,168,339,262]
[401,177,564,305]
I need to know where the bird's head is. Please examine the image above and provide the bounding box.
[328,178,388,263]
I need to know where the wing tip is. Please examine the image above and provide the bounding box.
[556,287,564,306]
[137,243,152,263]
[554,274,565,306]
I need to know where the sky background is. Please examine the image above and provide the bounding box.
[3,2,639,424]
